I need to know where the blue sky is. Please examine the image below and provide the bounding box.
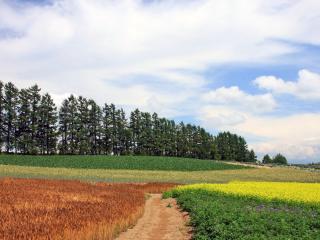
[0,0,320,163]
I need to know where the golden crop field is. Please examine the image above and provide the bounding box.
[0,178,176,240]
[175,181,320,205]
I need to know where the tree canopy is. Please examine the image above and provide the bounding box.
[273,153,288,165]
[262,154,272,164]
[0,81,259,162]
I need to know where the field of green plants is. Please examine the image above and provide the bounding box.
[164,182,320,239]
[0,155,248,171]
[1,159,320,183]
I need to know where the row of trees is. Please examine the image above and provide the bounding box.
[0,81,257,161]
[262,153,287,165]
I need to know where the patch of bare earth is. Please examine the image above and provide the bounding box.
[115,194,192,240]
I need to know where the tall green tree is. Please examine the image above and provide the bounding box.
[273,153,287,165]
[16,88,31,154]
[102,103,112,154]
[140,112,153,155]
[0,81,4,153]
[130,109,142,154]
[247,149,257,162]
[67,95,78,154]
[58,99,69,154]
[4,82,19,153]
[88,99,102,155]
[237,137,248,162]
[28,85,41,154]
[58,95,78,154]
[117,108,129,155]
[262,154,272,164]
[109,104,118,155]
[152,113,163,156]
[215,132,251,162]
[38,93,58,154]
[76,96,90,155]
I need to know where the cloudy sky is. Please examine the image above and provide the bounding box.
[0,0,320,163]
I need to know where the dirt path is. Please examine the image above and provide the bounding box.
[115,194,192,240]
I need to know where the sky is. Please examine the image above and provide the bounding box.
[0,0,320,163]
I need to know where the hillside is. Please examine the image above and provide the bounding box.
[0,155,248,171]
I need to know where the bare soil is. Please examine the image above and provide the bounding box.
[115,194,192,240]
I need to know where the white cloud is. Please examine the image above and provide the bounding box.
[202,86,277,113]
[245,113,320,162]
[254,69,320,100]
[1,0,318,106]
[253,143,320,164]
[199,109,320,162]
[199,106,247,127]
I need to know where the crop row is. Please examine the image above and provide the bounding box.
[173,182,320,205]
[0,155,248,171]
[164,182,320,239]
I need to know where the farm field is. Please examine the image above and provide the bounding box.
[165,182,320,239]
[0,155,248,171]
[1,156,320,239]
[1,163,320,183]
[0,178,176,240]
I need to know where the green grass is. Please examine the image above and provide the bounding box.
[164,188,320,240]
[0,155,249,171]
[1,165,320,183]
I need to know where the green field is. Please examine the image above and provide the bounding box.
[1,164,320,183]
[164,188,320,240]
[0,155,319,184]
[0,155,248,171]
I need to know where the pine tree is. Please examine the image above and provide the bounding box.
[117,108,128,155]
[67,95,78,154]
[88,99,102,155]
[152,113,162,156]
[273,153,287,165]
[58,99,69,154]
[4,82,19,153]
[198,128,213,159]
[140,112,153,155]
[102,103,112,154]
[130,109,142,154]
[58,95,78,154]
[247,149,257,162]
[0,81,3,153]
[77,96,90,155]
[214,132,251,162]
[38,93,58,154]
[16,88,32,154]
[109,104,118,155]
[28,85,41,154]
[262,154,272,164]
[237,137,248,162]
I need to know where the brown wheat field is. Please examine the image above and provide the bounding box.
[0,178,176,240]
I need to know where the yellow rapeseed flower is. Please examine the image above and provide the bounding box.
[175,182,320,204]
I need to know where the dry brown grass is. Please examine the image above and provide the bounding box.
[0,178,176,240]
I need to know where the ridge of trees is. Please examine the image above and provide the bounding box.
[262,153,287,165]
[0,81,257,162]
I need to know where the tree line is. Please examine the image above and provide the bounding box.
[0,81,257,162]
[262,153,287,165]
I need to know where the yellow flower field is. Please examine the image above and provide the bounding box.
[175,181,320,205]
